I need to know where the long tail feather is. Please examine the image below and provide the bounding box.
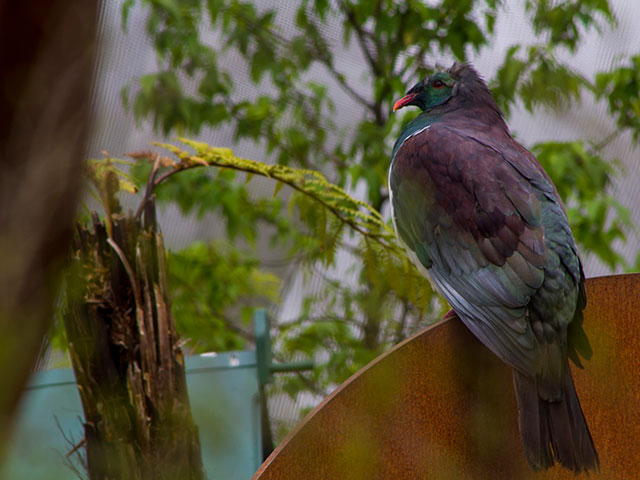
[513,367,599,473]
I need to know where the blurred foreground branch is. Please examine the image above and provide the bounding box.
[0,0,98,460]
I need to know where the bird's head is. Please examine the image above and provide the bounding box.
[393,63,500,118]
[393,71,457,112]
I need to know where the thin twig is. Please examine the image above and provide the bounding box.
[66,438,87,458]
[293,370,328,397]
[329,67,376,111]
[339,0,382,77]
[134,152,162,220]
[337,0,388,124]
[591,129,622,153]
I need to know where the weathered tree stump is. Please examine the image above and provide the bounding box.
[64,200,205,480]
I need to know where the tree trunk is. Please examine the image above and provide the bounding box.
[64,199,206,480]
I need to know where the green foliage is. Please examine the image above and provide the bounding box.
[491,45,587,116]
[118,0,637,420]
[533,141,632,269]
[491,0,614,115]
[276,237,440,395]
[595,54,640,141]
[526,0,614,52]
[169,241,280,352]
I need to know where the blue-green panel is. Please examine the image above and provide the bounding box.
[1,351,262,480]
[187,351,262,479]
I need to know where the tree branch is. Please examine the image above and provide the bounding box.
[134,152,163,220]
[339,0,383,78]
[321,59,376,112]
[591,129,622,153]
[148,145,397,254]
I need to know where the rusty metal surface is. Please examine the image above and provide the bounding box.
[253,274,640,479]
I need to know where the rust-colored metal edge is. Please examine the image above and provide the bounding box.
[253,317,447,478]
[253,273,640,479]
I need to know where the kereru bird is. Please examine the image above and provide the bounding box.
[389,63,598,473]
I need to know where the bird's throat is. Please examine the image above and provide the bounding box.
[392,113,439,161]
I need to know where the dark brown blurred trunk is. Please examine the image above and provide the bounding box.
[0,0,98,460]
[63,200,205,480]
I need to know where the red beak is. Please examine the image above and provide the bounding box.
[393,93,417,111]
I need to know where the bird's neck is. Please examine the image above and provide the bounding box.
[391,101,509,161]
[392,112,440,160]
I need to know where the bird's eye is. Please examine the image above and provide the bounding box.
[432,79,444,89]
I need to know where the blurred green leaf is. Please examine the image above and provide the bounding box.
[526,0,614,52]
[595,55,640,142]
[169,241,280,352]
[533,140,632,269]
